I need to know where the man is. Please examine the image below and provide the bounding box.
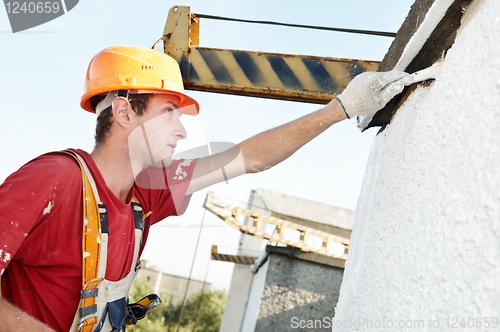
[0,46,407,331]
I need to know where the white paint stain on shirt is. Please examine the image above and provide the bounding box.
[173,159,193,180]
[43,201,54,215]
[0,249,11,263]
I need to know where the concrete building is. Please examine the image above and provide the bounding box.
[136,260,211,304]
[241,246,345,332]
[334,0,500,329]
[219,188,354,331]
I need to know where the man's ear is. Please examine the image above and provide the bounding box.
[111,97,132,129]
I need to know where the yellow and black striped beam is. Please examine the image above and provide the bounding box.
[163,6,380,104]
[210,245,257,265]
[184,47,380,104]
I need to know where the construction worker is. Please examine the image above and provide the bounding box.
[0,46,407,332]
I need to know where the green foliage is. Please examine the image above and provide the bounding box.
[126,279,226,332]
[128,278,155,303]
[127,279,169,332]
[163,289,226,332]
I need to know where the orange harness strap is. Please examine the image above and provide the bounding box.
[44,151,102,331]
[44,151,153,332]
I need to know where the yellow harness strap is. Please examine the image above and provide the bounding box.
[44,151,102,331]
[43,151,153,332]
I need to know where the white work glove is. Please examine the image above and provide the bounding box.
[336,69,409,118]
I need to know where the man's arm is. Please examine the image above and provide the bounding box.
[185,99,345,195]
[185,69,408,195]
[0,298,54,332]
[239,98,346,173]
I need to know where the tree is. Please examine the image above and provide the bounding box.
[126,279,226,332]
[127,279,170,332]
[163,289,226,332]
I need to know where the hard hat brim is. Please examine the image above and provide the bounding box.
[80,86,199,116]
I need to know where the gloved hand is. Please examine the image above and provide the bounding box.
[336,69,409,118]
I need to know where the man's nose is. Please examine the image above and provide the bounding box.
[173,118,187,140]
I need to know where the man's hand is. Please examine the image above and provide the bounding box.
[186,69,407,195]
[337,69,409,118]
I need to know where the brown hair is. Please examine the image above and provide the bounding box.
[90,93,154,144]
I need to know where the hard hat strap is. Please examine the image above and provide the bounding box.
[95,90,129,117]
[95,90,165,116]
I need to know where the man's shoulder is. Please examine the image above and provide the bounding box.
[0,151,84,227]
[29,151,81,170]
[13,150,83,184]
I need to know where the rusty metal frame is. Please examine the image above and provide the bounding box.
[203,192,349,259]
[210,245,257,265]
[162,5,380,104]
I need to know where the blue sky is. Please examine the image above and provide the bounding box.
[0,0,413,290]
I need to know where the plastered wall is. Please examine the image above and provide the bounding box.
[333,0,500,330]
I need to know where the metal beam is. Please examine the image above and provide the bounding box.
[210,245,257,265]
[203,192,350,259]
[163,6,380,104]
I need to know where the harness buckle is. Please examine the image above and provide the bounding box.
[77,313,98,332]
[132,203,143,212]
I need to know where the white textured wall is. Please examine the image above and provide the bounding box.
[334,0,500,330]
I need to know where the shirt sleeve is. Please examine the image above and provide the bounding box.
[133,158,198,225]
[0,155,81,276]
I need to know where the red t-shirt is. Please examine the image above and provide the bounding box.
[0,149,197,331]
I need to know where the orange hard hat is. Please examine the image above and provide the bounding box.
[80,46,199,115]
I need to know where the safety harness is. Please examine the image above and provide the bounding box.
[45,151,159,332]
